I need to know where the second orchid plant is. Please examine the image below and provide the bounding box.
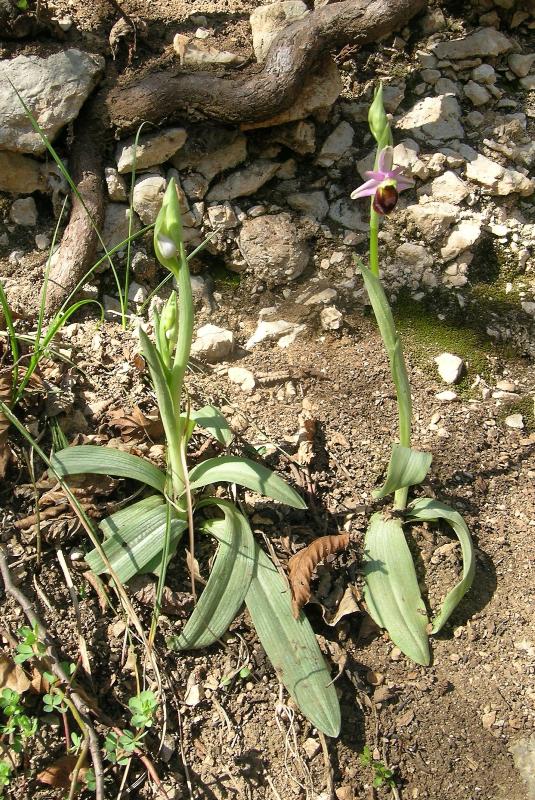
[353,85,475,665]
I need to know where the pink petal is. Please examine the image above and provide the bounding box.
[396,176,415,191]
[350,178,380,199]
[364,170,387,181]
[378,146,393,173]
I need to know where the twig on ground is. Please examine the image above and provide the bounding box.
[57,547,92,676]
[319,732,334,800]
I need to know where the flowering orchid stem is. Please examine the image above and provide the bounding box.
[369,208,380,277]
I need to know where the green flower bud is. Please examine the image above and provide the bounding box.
[368,83,392,149]
[159,292,179,361]
[154,178,184,274]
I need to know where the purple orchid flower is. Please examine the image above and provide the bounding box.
[351,146,414,215]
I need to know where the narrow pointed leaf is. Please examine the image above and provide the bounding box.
[245,542,340,737]
[407,498,475,634]
[138,328,176,438]
[188,456,306,509]
[51,445,166,493]
[363,512,430,665]
[86,505,186,583]
[373,444,432,500]
[99,496,164,538]
[169,500,255,650]
[190,405,234,447]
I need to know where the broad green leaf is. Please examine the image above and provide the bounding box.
[99,496,164,538]
[168,500,255,650]
[359,262,412,444]
[406,498,475,634]
[373,444,432,500]
[245,542,340,737]
[363,512,430,666]
[190,405,234,447]
[51,445,166,493]
[86,504,186,583]
[138,328,176,439]
[188,456,306,509]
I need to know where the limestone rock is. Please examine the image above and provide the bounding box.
[101,203,140,251]
[406,202,458,240]
[250,1,308,62]
[426,170,469,204]
[460,145,535,196]
[174,36,244,66]
[286,191,329,220]
[0,49,104,154]
[464,81,492,106]
[328,198,368,231]
[132,173,166,224]
[246,319,306,349]
[316,121,354,167]
[434,352,464,384]
[10,197,37,226]
[271,121,316,155]
[207,160,279,202]
[441,220,481,261]
[242,58,342,129]
[431,28,513,61]
[172,129,247,182]
[191,324,234,363]
[227,366,256,393]
[321,306,343,331]
[0,151,46,193]
[396,95,464,142]
[207,202,238,229]
[508,54,535,78]
[238,213,310,286]
[105,167,128,202]
[116,128,187,174]
[505,413,524,430]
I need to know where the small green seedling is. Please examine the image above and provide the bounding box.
[0,762,12,793]
[0,688,38,755]
[128,690,158,730]
[42,690,67,715]
[360,746,396,789]
[14,624,46,665]
[104,730,139,766]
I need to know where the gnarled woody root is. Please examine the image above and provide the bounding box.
[44,0,426,315]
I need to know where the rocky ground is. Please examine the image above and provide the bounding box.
[0,0,534,799]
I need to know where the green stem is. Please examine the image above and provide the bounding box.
[369,207,380,277]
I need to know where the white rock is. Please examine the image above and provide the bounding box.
[207,202,238,229]
[128,281,148,307]
[286,191,329,220]
[238,213,310,286]
[35,233,50,250]
[132,173,166,224]
[101,203,140,251]
[320,306,343,331]
[432,28,513,60]
[316,121,354,167]
[436,390,458,401]
[0,49,104,153]
[246,319,305,349]
[227,366,256,393]
[464,81,492,107]
[328,198,368,231]
[174,37,244,66]
[105,167,128,202]
[207,160,279,201]
[249,1,308,61]
[272,120,316,155]
[406,202,458,240]
[426,170,470,204]
[301,287,337,305]
[0,151,46,193]
[191,324,234,363]
[103,295,122,320]
[396,95,464,142]
[242,58,342,128]
[116,128,187,173]
[472,64,496,84]
[181,172,208,200]
[441,220,482,261]
[460,144,535,196]
[396,242,433,277]
[172,129,247,182]
[505,413,524,430]
[434,352,464,384]
[10,197,37,226]
[435,77,460,96]
[508,53,535,78]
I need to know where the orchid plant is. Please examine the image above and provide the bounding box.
[353,85,475,665]
[50,180,340,737]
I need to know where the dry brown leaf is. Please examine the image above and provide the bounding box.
[37,756,79,788]
[0,654,31,694]
[129,574,193,616]
[321,584,360,626]
[288,533,351,618]
[108,405,164,442]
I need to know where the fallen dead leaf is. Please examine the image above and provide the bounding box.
[0,654,31,694]
[288,533,350,618]
[37,756,80,788]
[396,710,415,728]
[108,405,164,442]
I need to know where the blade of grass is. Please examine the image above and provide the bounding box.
[124,122,153,325]
[0,281,19,395]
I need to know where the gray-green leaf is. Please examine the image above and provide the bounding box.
[86,504,186,583]
[188,456,306,509]
[373,444,432,500]
[190,405,234,447]
[406,498,475,634]
[51,445,166,493]
[99,496,164,538]
[363,512,430,666]
[168,500,255,650]
[245,542,340,737]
